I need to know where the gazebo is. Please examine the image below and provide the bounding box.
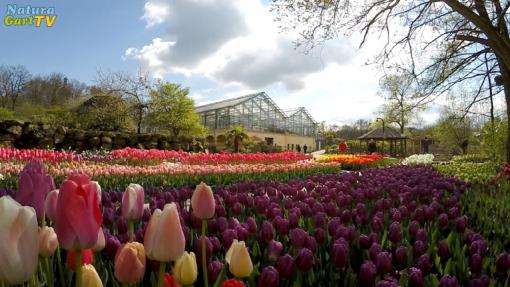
[358,126,407,157]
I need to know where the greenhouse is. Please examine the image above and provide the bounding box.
[196,92,318,150]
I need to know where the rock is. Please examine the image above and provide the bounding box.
[101,136,112,145]
[89,136,101,148]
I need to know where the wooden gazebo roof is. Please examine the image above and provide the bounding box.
[358,127,407,140]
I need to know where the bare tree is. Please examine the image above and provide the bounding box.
[0,65,31,109]
[271,0,510,162]
[95,69,151,134]
[378,71,428,133]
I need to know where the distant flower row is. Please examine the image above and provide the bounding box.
[316,154,384,165]
[0,147,311,165]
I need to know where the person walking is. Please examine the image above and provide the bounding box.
[368,139,377,154]
[296,145,301,153]
[303,144,308,154]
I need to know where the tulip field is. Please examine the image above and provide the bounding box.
[0,148,509,287]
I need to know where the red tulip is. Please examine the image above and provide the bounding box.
[163,273,182,287]
[66,249,94,271]
[221,279,245,287]
[55,174,102,251]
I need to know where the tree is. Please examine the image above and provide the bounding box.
[75,94,135,131]
[148,83,206,138]
[271,0,510,162]
[226,126,249,153]
[23,73,87,107]
[0,65,31,109]
[95,69,150,134]
[378,72,428,133]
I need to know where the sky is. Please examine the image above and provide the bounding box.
[1,0,488,126]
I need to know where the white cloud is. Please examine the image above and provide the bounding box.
[126,0,402,125]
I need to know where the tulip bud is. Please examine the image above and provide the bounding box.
[415,254,432,274]
[93,227,106,252]
[207,260,224,283]
[114,242,146,284]
[438,213,448,229]
[225,240,253,278]
[174,251,198,285]
[276,254,295,278]
[295,247,314,272]
[439,275,460,287]
[39,226,59,257]
[413,240,426,258]
[332,241,349,269]
[470,253,483,275]
[358,260,377,287]
[395,246,408,266]
[82,264,103,287]
[258,266,279,287]
[416,229,428,242]
[388,222,401,244]
[222,229,238,249]
[376,252,392,274]
[191,182,215,219]
[456,216,468,233]
[369,243,382,261]
[55,174,103,251]
[496,252,510,273]
[45,189,59,222]
[267,240,283,261]
[359,234,371,249]
[259,221,275,242]
[408,267,424,287]
[290,228,307,249]
[121,184,145,220]
[144,203,185,262]
[16,159,55,221]
[438,240,449,258]
[409,220,420,238]
[0,196,39,284]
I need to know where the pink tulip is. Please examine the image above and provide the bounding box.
[191,182,215,219]
[121,184,145,220]
[144,203,185,262]
[55,174,103,251]
[16,159,55,221]
[39,226,59,257]
[93,227,106,252]
[0,196,39,284]
[114,242,146,284]
[45,189,59,222]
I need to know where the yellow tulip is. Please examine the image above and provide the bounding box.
[82,264,103,287]
[225,240,253,278]
[174,251,198,285]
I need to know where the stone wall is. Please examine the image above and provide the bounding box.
[0,120,186,151]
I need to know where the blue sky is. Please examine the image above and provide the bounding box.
[1,0,447,126]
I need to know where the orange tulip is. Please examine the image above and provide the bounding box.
[114,242,146,284]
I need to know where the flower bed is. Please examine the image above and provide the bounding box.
[402,154,435,165]
[315,154,386,169]
[1,162,508,286]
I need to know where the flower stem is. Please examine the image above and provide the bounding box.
[128,220,135,242]
[45,256,54,287]
[56,246,67,287]
[75,251,82,287]
[157,262,166,287]
[202,220,209,287]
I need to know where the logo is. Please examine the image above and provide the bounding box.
[4,4,57,27]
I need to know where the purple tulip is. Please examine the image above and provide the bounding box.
[413,240,426,258]
[358,260,377,287]
[103,207,115,226]
[408,267,423,287]
[438,213,449,229]
[376,277,400,287]
[496,252,510,273]
[468,275,490,287]
[235,225,249,242]
[369,243,382,261]
[395,246,408,266]
[328,217,341,237]
[388,222,402,244]
[276,254,295,278]
[16,159,55,221]
[409,221,420,238]
[259,221,275,242]
[217,217,228,233]
[117,217,128,234]
[456,216,468,233]
[376,252,392,274]
[246,217,257,234]
[470,253,483,275]
[210,236,221,253]
[289,212,300,229]
[332,240,349,269]
[295,248,314,272]
[222,229,237,249]
[274,217,290,235]
[359,234,371,249]
[340,209,352,223]
[438,240,449,258]
[290,228,307,249]
[313,228,325,244]
[195,236,214,260]
[258,266,279,287]
[371,216,384,233]
[267,240,283,261]
[207,260,224,283]
[305,236,317,253]
[415,254,432,274]
[469,240,487,257]
[416,229,428,242]
[439,275,460,287]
